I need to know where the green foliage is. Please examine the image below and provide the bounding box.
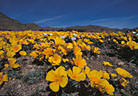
[8,69,22,79]
[22,70,44,85]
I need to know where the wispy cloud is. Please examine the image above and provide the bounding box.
[90,16,134,23]
[70,16,138,28]
[34,15,65,24]
[87,16,138,28]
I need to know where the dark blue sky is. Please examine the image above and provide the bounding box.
[0,0,138,28]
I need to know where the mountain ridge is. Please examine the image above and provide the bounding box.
[0,12,137,32]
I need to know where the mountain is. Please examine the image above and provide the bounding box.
[61,25,121,32]
[0,12,135,32]
[0,12,42,31]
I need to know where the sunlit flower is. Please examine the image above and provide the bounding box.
[42,48,55,58]
[54,37,65,45]
[0,50,4,55]
[103,61,113,67]
[6,51,15,57]
[66,43,73,50]
[8,58,16,64]
[21,40,29,45]
[92,46,101,54]
[116,67,133,78]
[121,41,125,44]
[68,66,86,81]
[99,39,104,43]
[30,51,38,58]
[0,72,8,85]
[88,70,103,87]
[73,55,86,68]
[113,39,118,44]
[19,51,27,56]
[127,40,138,50]
[8,58,21,68]
[111,73,117,78]
[4,64,9,70]
[84,66,91,76]
[88,41,93,44]
[49,54,61,66]
[58,46,67,55]
[104,82,115,95]
[63,58,69,63]
[46,66,68,92]
[120,78,129,87]
[12,45,22,52]
[73,46,82,56]
[84,39,89,42]
[0,50,4,59]
[101,71,110,79]
[98,79,115,95]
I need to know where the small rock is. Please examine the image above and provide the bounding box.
[118,62,124,66]
[17,84,22,88]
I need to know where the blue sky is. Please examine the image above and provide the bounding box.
[0,0,138,28]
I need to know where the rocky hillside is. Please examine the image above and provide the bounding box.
[0,12,42,31]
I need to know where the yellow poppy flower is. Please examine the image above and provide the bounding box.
[8,58,16,64]
[120,78,129,87]
[48,54,61,66]
[88,70,103,87]
[84,39,90,42]
[4,64,9,70]
[63,58,69,63]
[68,66,86,81]
[127,40,138,50]
[98,79,115,95]
[0,50,4,59]
[0,72,8,85]
[84,66,91,76]
[100,70,110,79]
[73,46,82,56]
[46,66,68,92]
[66,43,73,50]
[73,55,87,69]
[30,51,38,58]
[6,51,15,57]
[121,41,125,44]
[116,67,133,78]
[19,51,27,56]
[58,46,67,55]
[92,46,101,54]
[113,39,118,44]
[0,50,4,55]
[12,45,22,52]
[103,61,113,67]
[99,39,104,43]
[111,73,117,78]
[21,40,29,45]
[104,83,115,95]
[42,48,55,58]
[8,58,21,68]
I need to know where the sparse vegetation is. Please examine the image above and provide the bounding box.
[0,30,137,96]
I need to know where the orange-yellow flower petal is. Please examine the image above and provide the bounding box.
[49,82,59,92]
[116,67,133,78]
